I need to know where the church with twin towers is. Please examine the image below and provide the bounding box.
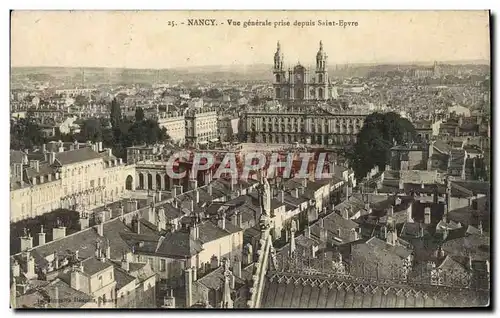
[273,41,334,101]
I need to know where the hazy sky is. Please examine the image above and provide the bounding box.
[11,10,490,68]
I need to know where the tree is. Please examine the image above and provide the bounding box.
[78,119,103,143]
[189,89,203,98]
[135,107,145,122]
[10,116,46,150]
[250,96,261,106]
[74,95,89,106]
[345,112,416,180]
[206,88,223,99]
[110,98,122,129]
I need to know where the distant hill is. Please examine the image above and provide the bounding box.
[11,59,490,86]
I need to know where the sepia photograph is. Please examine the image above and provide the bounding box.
[9,10,491,309]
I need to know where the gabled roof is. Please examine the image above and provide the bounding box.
[195,266,245,291]
[81,257,113,276]
[54,148,102,165]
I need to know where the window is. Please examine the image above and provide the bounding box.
[160,259,166,272]
[98,275,103,288]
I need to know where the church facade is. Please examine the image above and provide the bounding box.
[273,41,333,101]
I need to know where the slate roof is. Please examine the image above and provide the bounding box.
[433,140,452,154]
[452,181,490,196]
[114,267,137,291]
[81,257,113,276]
[22,227,101,265]
[17,278,92,308]
[195,266,246,291]
[24,162,57,180]
[261,276,489,308]
[54,148,102,165]
[10,150,25,164]
[351,237,412,272]
[442,233,490,261]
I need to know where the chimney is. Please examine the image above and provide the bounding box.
[424,207,431,224]
[80,213,89,230]
[365,203,372,214]
[53,251,59,270]
[158,191,162,202]
[341,208,349,219]
[135,219,141,234]
[320,228,328,242]
[190,199,195,212]
[162,289,176,308]
[208,183,213,196]
[42,144,47,153]
[350,228,359,241]
[419,225,424,238]
[98,141,103,152]
[70,266,81,291]
[279,190,285,203]
[54,286,59,308]
[12,261,20,277]
[218,212,226,230]
[105,241,111,260]
[195,189,200,204]
[190,223,199,241]
[388,205,394,217]
[53,226,67,240]
[311,245,317,259]
[290,227,296,255]
[386,230,397,246]
[48,152,56,165]
[189,265,198,282]
[234,211,243,228]
[210,255,219,270]
[305,225,311,238]
[437,246,445,259]
[399,179,404,190]
[380,226,387,239]
[319,218,324,229]
[292,188,299,198]
[20,231,33,251]
[25,252,36,279]
[121,253,130,271]
[189,179,198,190]
[29,160,40,172]
[233,256,242,278]
[243,244,253,266]
[302,178,307,188]
[38,225,46,246]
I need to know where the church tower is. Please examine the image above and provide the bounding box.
[315,41,328,100]
[273,41,287,100]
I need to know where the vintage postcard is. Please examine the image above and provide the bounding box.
[9,10,490,309]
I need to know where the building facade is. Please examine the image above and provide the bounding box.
[157,112,186,144]
[273,41,334,101]
[185,108,218,147]
[244,108,366,146]
[10,142,136,222]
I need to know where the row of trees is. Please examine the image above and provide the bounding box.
[345,112,416,180]
[10,116,47,150]
[10,98,170,161]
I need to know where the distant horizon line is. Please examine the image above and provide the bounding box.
[10,59,491,70]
